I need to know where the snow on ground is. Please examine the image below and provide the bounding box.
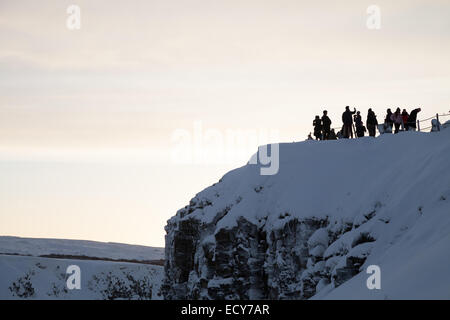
[0,254,163,299]
[0,237,164,299]
[183,129,450,233]
[0,236,164,261]
[166,128,450,299]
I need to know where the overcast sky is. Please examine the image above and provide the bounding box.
[1,0,450,246]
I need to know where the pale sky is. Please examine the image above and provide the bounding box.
[1,0,450,247]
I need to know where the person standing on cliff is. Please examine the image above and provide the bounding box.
[401,109,409,131]
[384,108,394,133]
[321,110,332,140]
[407,108,421,131]
[313,115,323,140]
[354,111,366,138]
[366,108,378,137]
[391,108,403,134]
[342,106,356,138]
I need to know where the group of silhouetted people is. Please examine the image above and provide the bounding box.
[309,106,422,140]
[312,110,333,140]
[383,107,422,134]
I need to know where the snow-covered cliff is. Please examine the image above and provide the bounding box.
[163,128,450,299]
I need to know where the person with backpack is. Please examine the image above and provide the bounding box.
[321,110,332,140]
[401,109,409,131]
[391,108,403,134]
[353,111,365,138]
[407,108,421,131]
[313,115,323,140]
[342,106,356,138]
[384,108,394,133]
[366,108,378,137]
[354,111,363,127]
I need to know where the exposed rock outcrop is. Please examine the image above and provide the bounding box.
[162,189,381,299]
[163,130,450,299]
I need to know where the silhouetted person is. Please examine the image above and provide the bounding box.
[321,110,332,140]
[366,108,378,137]
[401,109,409,131]
[356,124,366,138]
[354,111,363,127]
[313,115,323,140]
[354,111,365,137]
[337,126,344,139]
[391,108,403,134]
[384,108,394,133]
[407,108,421,131]
[329,128,337,140]
[307,132,313,140]
[342,106,356,138]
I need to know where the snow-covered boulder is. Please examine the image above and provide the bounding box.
[163,129,450,299]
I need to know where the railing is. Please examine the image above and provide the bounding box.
[417,112,450,132]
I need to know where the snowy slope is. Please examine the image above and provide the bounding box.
[0,254,163,299]
[0,236,164,262]
[0,237,165,299]
[163,129,450,299]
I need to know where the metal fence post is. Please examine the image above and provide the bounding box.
[417,120,420,131]
[436,113,440,131]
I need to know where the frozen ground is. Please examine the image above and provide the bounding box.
[0,236,164,261]
[0,237,164,299]
[0,254,163,299]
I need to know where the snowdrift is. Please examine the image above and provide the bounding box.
[0,255,163,299]
[0,238,164,299]
[163,129,450,299]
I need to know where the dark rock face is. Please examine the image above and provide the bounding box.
[163,213,269,299]
[208,217,267,299]
[265,218,328,299]
[163,217,201,299]
[163,205,332,299]
[162,195,379,300]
